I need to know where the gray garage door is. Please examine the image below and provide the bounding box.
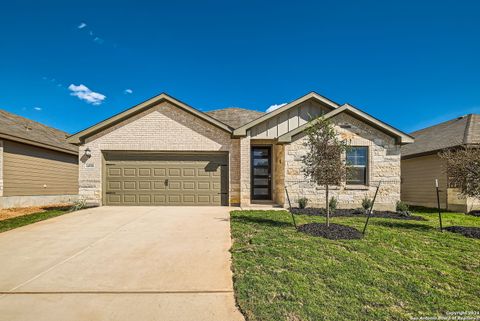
[103,153,228,206]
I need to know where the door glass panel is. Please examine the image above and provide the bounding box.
[253,158,269,166]
[253,188,269,195]
[253,167,269,176]
[254,178,269,186]
[253,149,268,157]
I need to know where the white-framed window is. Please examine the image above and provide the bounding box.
[346,146,368,185]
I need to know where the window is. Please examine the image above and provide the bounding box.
[346,147,368,185]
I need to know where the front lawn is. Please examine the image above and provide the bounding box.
[230,209,480,321]
[0,208,70,233]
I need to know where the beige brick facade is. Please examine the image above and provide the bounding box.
[79,102,240,206]
[77,100,403,210]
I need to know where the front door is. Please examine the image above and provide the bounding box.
[251,146,272,200]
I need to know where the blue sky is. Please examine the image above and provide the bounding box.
[1,0,479,134]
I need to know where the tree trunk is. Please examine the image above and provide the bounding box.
[326,184,330,227]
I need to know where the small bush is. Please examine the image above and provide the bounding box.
[70,198,87,212]
[329,197,338,213]
[298,198,309,209]
[361,197,373,213]
[396,201,410,216]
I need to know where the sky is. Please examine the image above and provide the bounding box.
[0,0,479,134]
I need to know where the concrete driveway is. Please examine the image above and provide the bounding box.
[0,206,244,321]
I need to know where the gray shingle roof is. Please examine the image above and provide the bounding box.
[0,109,78,154]
[206,108,264,129]
[402,114,480,158]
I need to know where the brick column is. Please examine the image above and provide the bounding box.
[239,136,251,207]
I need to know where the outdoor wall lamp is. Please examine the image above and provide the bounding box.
[84,147,92,158]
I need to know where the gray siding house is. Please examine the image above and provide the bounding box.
[0,110,78,208]
[401,114,480,212]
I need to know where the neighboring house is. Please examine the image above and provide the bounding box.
[68,92,413,210]
[0,110,79,208]
[401,114,480,212]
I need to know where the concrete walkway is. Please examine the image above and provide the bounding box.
[0,206,244,321]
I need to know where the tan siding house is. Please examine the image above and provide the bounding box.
[68,92,413,210]
[401,114,480,212]
[0,110,78,208]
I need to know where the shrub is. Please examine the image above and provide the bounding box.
[298,197,309,209]
[328,197,338,213]
[70,198,87,212]
[396,201,410,216]
[361,197,373,213]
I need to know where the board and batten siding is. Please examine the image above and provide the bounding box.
[401,154,447,208]
[3,140,78,196]
[250,100,331,138]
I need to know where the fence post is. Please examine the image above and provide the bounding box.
[362,181,381,235]
[435,179,443,232]
[284,187,297,229]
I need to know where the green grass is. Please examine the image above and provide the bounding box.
[0,208,70,233]
[230,209,480,321]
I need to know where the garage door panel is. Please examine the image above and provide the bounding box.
[138,194,152,203]
[168,168,181,177]
[138,181,151,190]
[108,168,122,177]
[153,181,166,190]
[123,168,137,176]
[183,181,195,190]
[123,181,136,190]
[108,181,121,190]
[104,153,228,206]
[123,194,137,204]
[153,168,166,176]
[183,168,195,176]
[138,168,152,176]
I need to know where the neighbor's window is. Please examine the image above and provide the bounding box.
[346,147,368,185]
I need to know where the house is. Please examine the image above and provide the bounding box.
[401,114,480,212]
[67,92,413,210]
[0,110,78,208]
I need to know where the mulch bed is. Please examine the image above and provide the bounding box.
[467,210,480,217]
[291,208,426,221]
[444,226,480,239]
[297,223,363,240]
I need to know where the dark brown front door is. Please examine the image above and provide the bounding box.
[251,146,272,200]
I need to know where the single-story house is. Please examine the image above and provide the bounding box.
[67,92,413,210]
[0,110,78,208]
[401,114,480,212]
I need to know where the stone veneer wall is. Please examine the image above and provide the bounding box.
[282,113,401,211]
[239,136,251,206]
[79,102,240,206]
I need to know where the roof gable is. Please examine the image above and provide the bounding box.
[277,104,414,144]
[233,92,340,136]
[68,93,233,144]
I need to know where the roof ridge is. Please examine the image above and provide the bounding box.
[410,115,468,135]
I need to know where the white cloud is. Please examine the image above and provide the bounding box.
[78,22,87,29]
[124,88,133,94]
[266,103,287,113]
[68,84,106,106]
[93,36,104,44]
[34,107,42,111]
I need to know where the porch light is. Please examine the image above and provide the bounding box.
[84,147,92,158]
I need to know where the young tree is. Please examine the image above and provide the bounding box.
[302,117,348,226]
[439,146,480,200]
